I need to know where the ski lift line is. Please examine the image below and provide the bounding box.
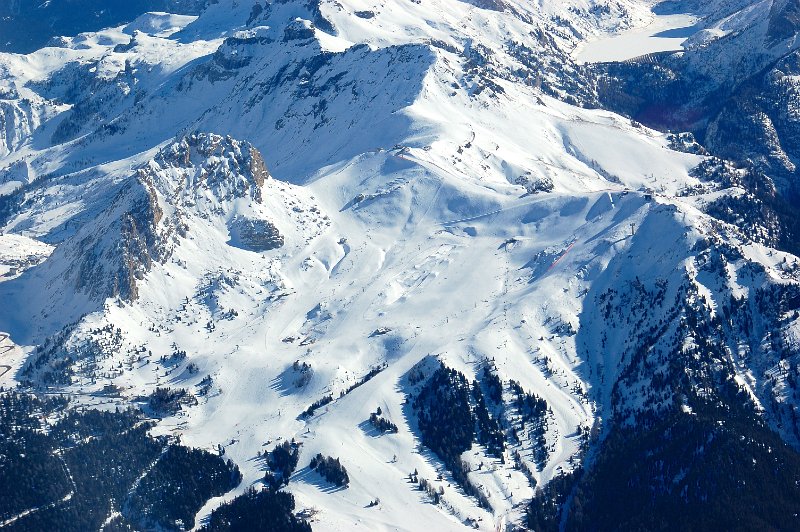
[396,148,638,228]
[394,151,471,183]
[415,172,445,230]
[437,186,633,228]
[547,242,576,271]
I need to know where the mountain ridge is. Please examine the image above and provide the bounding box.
[0,1,799,530]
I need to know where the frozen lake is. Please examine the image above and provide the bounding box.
[574,13,698,64]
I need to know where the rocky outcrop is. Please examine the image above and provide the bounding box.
[147,133,269,204]
[0,99,39,158]
[768,0,800,46]
[228,216,284,252]
[69,133,274,301]
[72,167,172,301]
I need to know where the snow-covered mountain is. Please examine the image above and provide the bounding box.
[0,0,209,54]
[1,1,799,530]
[592,0,800,202]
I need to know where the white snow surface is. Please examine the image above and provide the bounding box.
[574,12,698,63]
[0,0,797,530]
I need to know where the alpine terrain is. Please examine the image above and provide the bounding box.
[1,0,800,530]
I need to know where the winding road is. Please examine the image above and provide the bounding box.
[0,333,14,380]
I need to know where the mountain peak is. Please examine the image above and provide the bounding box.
[145,132,270,204]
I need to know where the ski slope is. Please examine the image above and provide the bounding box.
[0,1,798,530]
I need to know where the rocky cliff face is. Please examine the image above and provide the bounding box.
[146,133,269,205]
[0,132,289,346]
[768,0,800,46]
[75,133,275,302]
[72,172,168,302]
[0,99,41,160]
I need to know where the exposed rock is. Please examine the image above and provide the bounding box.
[228,216,284,252]
[516,172,554,194]
[768,0,800,46]
[71,133,272,301]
